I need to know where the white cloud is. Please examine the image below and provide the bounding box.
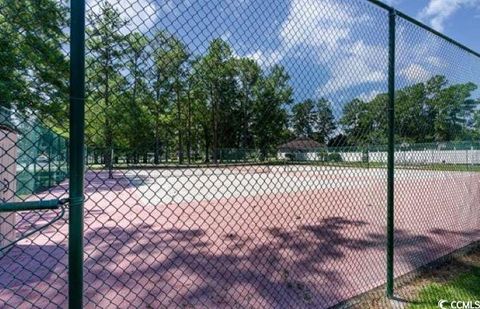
[380,0,401,5]
[238,0,470,97]
[243,50,286,68]
[419,0,480,32]
[358,90,382,102]
[88,0,159,34]
[400,64,431,82]
[394,22,449,86]
[425,56,444,68]
[279,0,355,51]
[270,0,387,95]
[322,41,387,94]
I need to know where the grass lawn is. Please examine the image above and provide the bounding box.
[408,267,480,308]
[353,246,480,309]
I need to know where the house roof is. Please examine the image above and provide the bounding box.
[278,137,324,151]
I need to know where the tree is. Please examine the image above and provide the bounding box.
[340,94,387,146]
[169,37,189,164]
[428,81,477,141]
[340,75,479,147]
[120,32,152,163]
[340,98,368,145]
[291,98,336,143]
[194,39,237,163]
[313,98,336,144]
[147,31,175,164]
[471,107,480,140]
[291,99,315,138]
[328,133,350,147]
[395,75,477,142]
[189,56,211,162]
[0,0,68,128]
[395,82,430,143]
[147,33,190,163]
[252,65,293,160]
[235,58,261,150]
[86,1,128,177]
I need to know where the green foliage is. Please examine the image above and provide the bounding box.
[340,75,478,146]
[194,39,238,162]
[291,98,336,144]
[0,0,68,129]
[81,4,296,165]
[86,1,129,174]
[292,99,315,138]
[2,1,479,167]
[252,65,293,159]
[313,99,336,144]
[235,58,261,149]
[326,152,343,162]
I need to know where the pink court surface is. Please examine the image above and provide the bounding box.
[0,165,479,308]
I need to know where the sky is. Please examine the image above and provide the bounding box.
[384,0,480,52]
[86,0,480,113]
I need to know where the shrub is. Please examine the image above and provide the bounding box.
[327,153,343,162]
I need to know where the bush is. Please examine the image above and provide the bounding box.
[317,150,328,162]
[285,153,295,161]
[327,153,343,162]
[361,150,369,163]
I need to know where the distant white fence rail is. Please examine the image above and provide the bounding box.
[339,149,480,164]
[278,148,480,165]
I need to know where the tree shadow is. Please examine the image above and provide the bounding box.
[0,244,67,288]
[84,170,152,194]
[77,216,478,308]
[0,214,478,308]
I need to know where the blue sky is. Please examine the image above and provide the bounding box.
[384,0,480,52]
[87,0,480,114]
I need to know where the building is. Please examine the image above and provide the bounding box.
[277,137,325,161]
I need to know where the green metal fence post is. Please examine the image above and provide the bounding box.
[69,0,86,308]
[386,8,396,299]
[48,143,52,187]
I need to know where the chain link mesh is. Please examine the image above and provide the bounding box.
[0,0,479,308]
[0,0,69,307]
[391,14,480,305]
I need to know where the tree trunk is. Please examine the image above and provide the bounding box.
[211,87,218,164]
[204,125,210,163]
[176,83,184,164]
[154,124,160,165]
[154,73,162,165]
[131,53,139,156]
[187,85,192,164]
[104,50,113,179]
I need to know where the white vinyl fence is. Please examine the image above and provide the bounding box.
[340,149,480,164]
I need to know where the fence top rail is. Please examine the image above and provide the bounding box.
[366,0,480,59]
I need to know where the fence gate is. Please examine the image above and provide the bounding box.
[2,0,480,308]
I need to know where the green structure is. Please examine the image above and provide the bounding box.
[0,107,68,195]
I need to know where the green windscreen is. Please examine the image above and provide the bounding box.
[0,107,68,196]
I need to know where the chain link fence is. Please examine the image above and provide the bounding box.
[1,0,479,308]
[392,10,480,305]
[0,107,69,196]
[0,0,70,307]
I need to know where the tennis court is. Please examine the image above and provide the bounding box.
[1,165,478,308]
